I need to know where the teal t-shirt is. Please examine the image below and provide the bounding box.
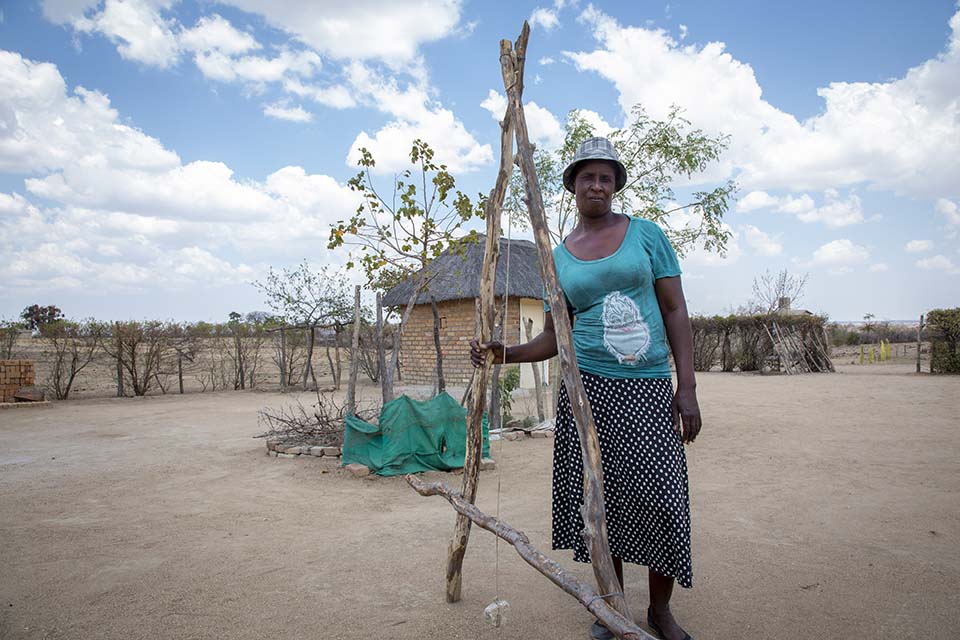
[547,216,681,379]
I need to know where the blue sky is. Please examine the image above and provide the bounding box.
[1,0,958,323]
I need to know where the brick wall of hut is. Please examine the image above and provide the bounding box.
[399,296,527,387]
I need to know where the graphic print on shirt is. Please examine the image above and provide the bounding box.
[601,291,652,365]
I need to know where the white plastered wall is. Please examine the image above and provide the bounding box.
[518,298,548,389]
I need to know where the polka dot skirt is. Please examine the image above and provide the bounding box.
[552,371,693,588]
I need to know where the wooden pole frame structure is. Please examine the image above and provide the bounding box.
[443,77,515,604]
[408,22,655,640]
[502,22,632,624]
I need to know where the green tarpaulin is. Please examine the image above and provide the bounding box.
[342,392,489,476]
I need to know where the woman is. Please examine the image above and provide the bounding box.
[470,137,701,640]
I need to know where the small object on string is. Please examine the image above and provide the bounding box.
[483,598,510,628]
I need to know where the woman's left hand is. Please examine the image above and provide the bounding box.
[672,385,702,444]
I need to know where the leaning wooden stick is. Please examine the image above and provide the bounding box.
[409,476,655,640]
[500,23,632,624]
[444,96,515,604]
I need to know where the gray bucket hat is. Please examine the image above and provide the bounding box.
[562,136,627,194]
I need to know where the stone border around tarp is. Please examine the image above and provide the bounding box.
[264,439,342,459]
[264,438,498,475]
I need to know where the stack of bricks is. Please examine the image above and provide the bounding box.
[0,360,36,402]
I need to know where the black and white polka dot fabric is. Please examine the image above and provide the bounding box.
[552,371,693,588]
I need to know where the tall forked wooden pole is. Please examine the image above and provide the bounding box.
[409,22,653,640]
[443,85,515,603]
[501,23,632,623]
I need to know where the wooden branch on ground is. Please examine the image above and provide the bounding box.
[444,91,515,604]
[500,22,632,624]
[408,475,654,640]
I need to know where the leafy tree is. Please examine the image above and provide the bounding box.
[254,261,353,390]
[0,319,21,359]
[225,312,269,390]
[328,139,482,402]
[20,304,64,332]
[504,106,737,255]
[329,139,480,291]
[39,320,101,400]
[98,321,178,397]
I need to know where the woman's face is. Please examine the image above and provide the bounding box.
[574,160,616,218]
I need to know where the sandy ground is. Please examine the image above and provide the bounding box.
[1,364,958,639]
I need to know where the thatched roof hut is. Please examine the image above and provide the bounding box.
[381,235,543,306]
[381,235,548,389]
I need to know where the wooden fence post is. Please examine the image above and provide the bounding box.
[346,285,361,416]
[525,317,546,422]
[917,314,924,374]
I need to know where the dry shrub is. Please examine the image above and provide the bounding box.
[928,308,960,373]
[256,389,380,447]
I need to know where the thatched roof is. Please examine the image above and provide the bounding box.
[381,235,544,306]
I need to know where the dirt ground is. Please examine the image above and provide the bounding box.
[1,364,958,639]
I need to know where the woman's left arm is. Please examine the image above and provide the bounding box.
[654,276,702,444]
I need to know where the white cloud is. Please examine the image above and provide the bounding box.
[735,189,861,227]
[777,194,815,215]
[0,192,33,215]
[539,56,556,65]
[796,192,865,228]
[576,109,617,137]
[41,0,467,132]
[263,102,312,122]
[810,239,870,266]
[916,254,957,272]
[228,49,321,83]
[530,7,560,31]
[284,79,356,109]
[345,63,491,173]
[0,51,363,296]
[0,51,180,174]
[480,90,564,149]
[179,14,259,56]
[904,239,933,253]
[736,190,779,212]
[49,1,465,66]
[741,224,782,256]
[217,0,463,63]
[566,6,960,198]
[479,90,508,121]
[70,0,180,68]
[678,24,688,40]
[869,263,889,273]
[937,198,960,226]
[668,208,741,266]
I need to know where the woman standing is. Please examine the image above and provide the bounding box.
[470,137,701,640]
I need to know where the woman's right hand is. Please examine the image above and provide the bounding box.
[470,339,505,368]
